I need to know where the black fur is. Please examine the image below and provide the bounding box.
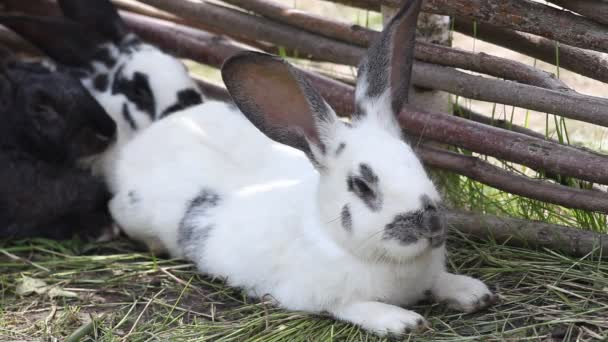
[383,196,446,247]
[92,47,117,68]
[353,0,421,119]
[347,164,382,212]
[178,189,221,260]
[112,68,155,119]
[0,59,116,240]
[341,204,352,232]
[122,102,137,130]
[160,88,203,118]
[335,142,346,157]
[93,73,109,92]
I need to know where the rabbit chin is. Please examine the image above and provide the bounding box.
[381,238,436,262]
[345,237,436,264]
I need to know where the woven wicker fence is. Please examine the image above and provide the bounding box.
[2,0,607,256]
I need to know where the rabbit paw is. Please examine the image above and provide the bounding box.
[331,301,429,336]
[94,223,121,242]
[432,272,498,313]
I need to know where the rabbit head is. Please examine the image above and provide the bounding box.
[0,0,202,135]
[222,0,444,262]
[0,59,116,163]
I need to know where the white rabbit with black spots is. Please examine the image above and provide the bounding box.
[110,0,496,335]
[2,0,203,188]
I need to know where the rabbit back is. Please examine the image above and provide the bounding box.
[110,101,314,255]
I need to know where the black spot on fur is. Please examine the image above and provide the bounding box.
[341,204,352,232]
[160,88,203,118]
[93,47,116,68]
[383,196,446,247]
[335,142,346,157]
[178,189,221,260]
[93,73,109,92]
[383,212,421,245]
[347,163,382,211]
[116,35,143,54]
[359,163,379,185]
[122,103,137,130]
[112,67,155,119]
[127,190,139,205]
[67,68,91,79]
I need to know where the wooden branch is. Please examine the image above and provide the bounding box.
[170,76,608,214]
[327,0,608,84]
[453,19,608,85]
[546,0,608,26]
[220,0,373,47]
[10,0,608,207]
[453,107,548,141]
[122,13,608,187]
[194,78,232,103]
[0,27,40,56]
[8,0,608,255]
[399,107,608,185]
[424,0,608,54]
[221,0,569,91]
[419,144,608,214]
[131,0,608,128]
[446,209,608,258]
[413,44,570,91]
[136,0,364,64]
[117,12,358,116]
[327,0,608,54]
[412,62,608,127]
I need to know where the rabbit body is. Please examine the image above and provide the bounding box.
[110,101,313,254]
[1,0,203,188]
[0,59,116,240]
[111,0,496,335]
[110,101,485,335]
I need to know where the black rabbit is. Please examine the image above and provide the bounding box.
[0,0,203,188]
[0,57,117,240]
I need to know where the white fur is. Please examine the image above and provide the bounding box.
[110,98,494,335]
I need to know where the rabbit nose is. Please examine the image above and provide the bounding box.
[95,131,115,143]
[422,207,445,234]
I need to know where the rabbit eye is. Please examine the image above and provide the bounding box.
[32,93,57,115]
[347,171,382,212]
[134,83,151,100]
[34,103,54,114]
[349,177,375,200]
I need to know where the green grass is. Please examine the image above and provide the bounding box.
[1,236,606,341]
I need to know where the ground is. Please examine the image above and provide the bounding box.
[1,234,606,341]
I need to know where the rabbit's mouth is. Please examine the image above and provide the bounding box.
[428,232,447,248]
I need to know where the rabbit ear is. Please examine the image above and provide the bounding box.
[0,15,104,67]
[354,0,422,119]
[222,51,338,166]
[58,0,130,43]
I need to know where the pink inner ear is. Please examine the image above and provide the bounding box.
[238,63,321,145]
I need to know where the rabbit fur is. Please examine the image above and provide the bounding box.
[0,56,117,240]
[110,0,496,335]
[0,0,203,188]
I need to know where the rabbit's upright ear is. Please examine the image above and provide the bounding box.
[58,0,129,43]
[354,0,422,119]
[222,51,339,167]
[0,15,104,67]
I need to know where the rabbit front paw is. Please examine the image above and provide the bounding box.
[432,272,498,313]
[331,301,429,336]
